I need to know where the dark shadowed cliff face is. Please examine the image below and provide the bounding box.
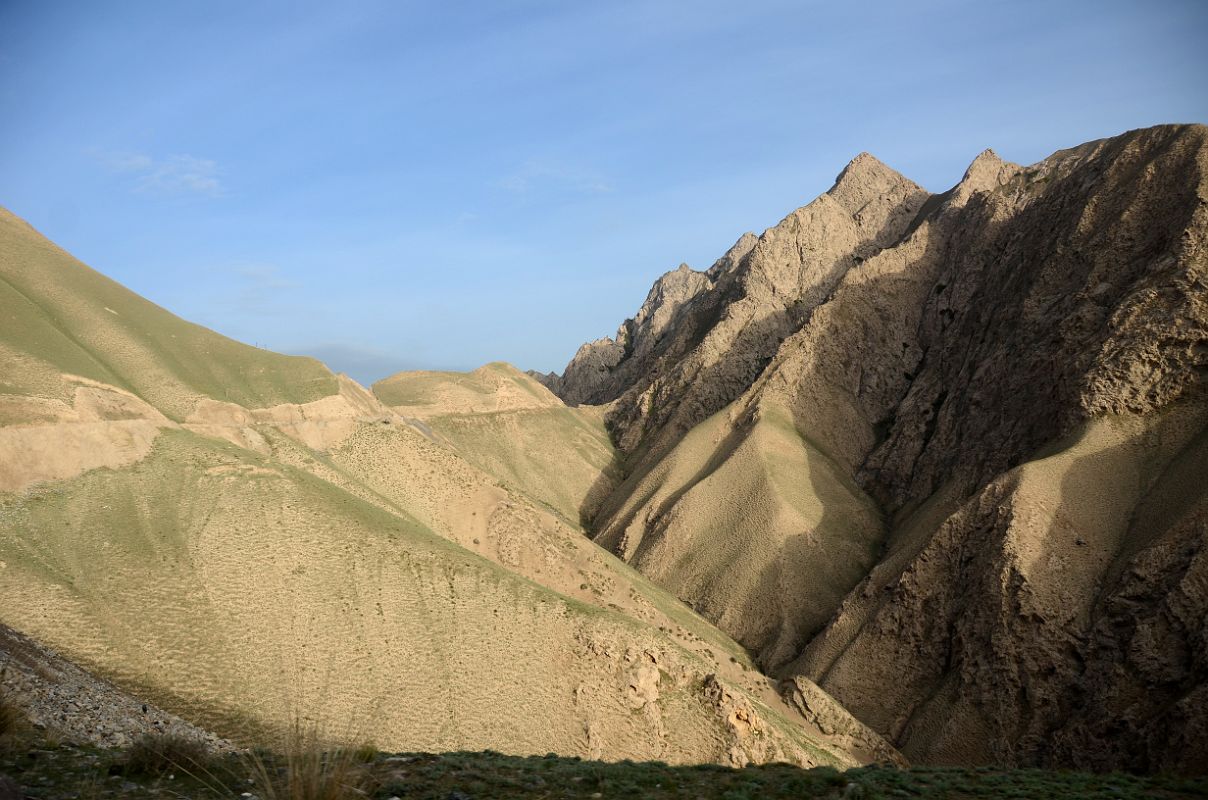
[859,126,1208,516]
[544,123,1208,773]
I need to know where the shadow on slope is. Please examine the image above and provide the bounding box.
[585,199,960,672]
[797,402,1208,774]
[9,740,1208,800]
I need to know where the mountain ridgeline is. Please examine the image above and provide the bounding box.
[0,123,1204,777]
[538,123,1208,774]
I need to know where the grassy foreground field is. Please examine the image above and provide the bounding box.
[4,736,1207,800]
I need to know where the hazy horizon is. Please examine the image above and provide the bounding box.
[2,0,1206,385]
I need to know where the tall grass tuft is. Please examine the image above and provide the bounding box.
[245,721,375,800]
[122,731,214,776]
[0,694,21,738]
[0,690,28,753]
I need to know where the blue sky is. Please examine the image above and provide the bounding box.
[2,1,1206,384]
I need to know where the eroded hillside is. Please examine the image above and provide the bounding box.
[544,123,1208,774]
[0,207,896,768]
[3,122,1204,776]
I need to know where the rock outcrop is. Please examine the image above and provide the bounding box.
[565,153,929,461]
[546,123,1208,773]
[4,121,1206,775]
[536,259,720,406]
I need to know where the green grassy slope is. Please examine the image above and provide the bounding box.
[8,743,1208,800]
[0,207,336,418]
[373,362,551,410]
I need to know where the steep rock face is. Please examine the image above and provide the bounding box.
[859,126,1208,516]
[590,145,1022,674]
[539,258,723,406]
[607,155,931,460]
[793,125,1208,772]
[795,408,1208,773]
[556,123,1208,772]
[544,155,929,459]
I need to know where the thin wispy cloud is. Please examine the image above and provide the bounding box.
[184,262,300,320]
[227,264,298,315]
[92,149,225,197]
[495,159,613,195]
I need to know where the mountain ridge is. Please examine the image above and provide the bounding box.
[1,122,1205,776]
[544,122,1208,773]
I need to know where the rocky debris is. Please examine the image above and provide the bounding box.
[568,630,896,768]
[781,677,906,767]
[3,123,1205,776]
[0,623,228,751]
[697,672,864,769]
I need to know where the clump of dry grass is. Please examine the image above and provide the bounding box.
[245,722,376,800]
[122,732,213,776]
[0,694,21,738]
[0,690,28,753]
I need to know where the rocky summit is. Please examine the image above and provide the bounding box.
[1,124,1205,789]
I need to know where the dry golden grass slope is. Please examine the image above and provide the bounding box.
[0,205,897,768]
[373,363,621,527]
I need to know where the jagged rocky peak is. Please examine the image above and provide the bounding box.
[829,151,903,196]
[825,152,931,246]
[630,262,713,342]
[707,231,759,277]
[857,123,1208,517]
[534,336,625,401]
[542,152,934,422]
[576,123,1208,774]
[948,147,1023,204]
[539,257,715,406]
[964,147,1009,178]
